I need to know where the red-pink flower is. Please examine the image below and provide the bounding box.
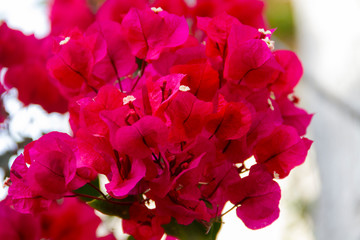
[121,8,189,61]
[110,116,168,159]
[276,96,313,136]
[0,201,40,239]
[205,95,252,140]
[7,132,89,213]
[156,91,212,142]
[7,154,55,214]
[96,0,147,23]
[106,154,146,198]
[75,84,126,136]
[86,20,137,88]
[170,62,219,102]
[254,125,313,178]
[123,203,171,240]
[227,165,281,229]
[0,23,68,113]
[270,50,304,97]
[40,198,114,240]
[47,30,98,99]
[49,0,95,36]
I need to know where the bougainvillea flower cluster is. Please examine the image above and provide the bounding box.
[0,0,312,239]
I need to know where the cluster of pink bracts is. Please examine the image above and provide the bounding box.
[0,0,312,239]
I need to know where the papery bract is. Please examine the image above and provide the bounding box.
[96,0,147,23]
[111,116,167,159]
[155,189,211,225]
[276,96,313,136]
[197,13,241,61]
[8,132,88,203]
[39,198,107,240]
[76,84,126,136]
[4,60,69,113]
[170,62,219,102]
[254,125,313,178]
[224,39,272,83]
[106,155,146,198]
[0,24,68,113]
[227,165,281,229]
[148,138,210,198]
[152,42,206,76]
[147,73,184,113]
[270,50,303,96]
[205,95,252,140]
[0,201,40,240]
[76,128,114,177]
[7,155,55,214]
[157,91,212,142]
[47,30,98,98]
[121,8,189,61]
[49,0,95,36]
[123,203,171,240]
[86,20,137,87]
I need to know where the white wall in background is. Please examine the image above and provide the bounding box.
[0,0,50,37]
[293,1,360,240]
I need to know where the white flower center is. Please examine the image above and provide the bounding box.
[59,36,70,45]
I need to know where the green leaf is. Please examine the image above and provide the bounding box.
[73,178,101,202]
[163,218,222,240]
[87,196,135,219]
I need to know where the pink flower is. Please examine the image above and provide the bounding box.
[86,20,137,88]
[122,8,189,61]
[0,201,40,239]
[47,30,98,99]
[227,165,281,229]
[123,203,170,240]
[39,198,104,240]
[276,96,313,136]
[170,62,219,102]
[205,94,252,140]
[7,132,88,213]
[49,0,95,36]
[270,50,304,97]
[156,91,212,142]
[110,116,168,159]
[105,154,147,198]
[0,23,68,113]
[254,125,313,178]
[7,154,55,214]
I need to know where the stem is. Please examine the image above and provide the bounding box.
[221,204,238,217]
[131,60,146,92]
[73,192,133,205]
[63,194,77,198]
[74,192,107,201]
[87,182,108,200]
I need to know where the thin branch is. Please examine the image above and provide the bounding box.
[87,182,108,200]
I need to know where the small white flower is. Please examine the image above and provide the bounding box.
[151,7,163,13]
[268,98,275,111]
[123,95,136,105]
[59,36,70,45]
[262,37,275,50]
[258,28,272,35]
[179,85,191,92]
[273,171,280,179]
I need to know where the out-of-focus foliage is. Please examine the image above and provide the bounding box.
[266,0,295,47]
